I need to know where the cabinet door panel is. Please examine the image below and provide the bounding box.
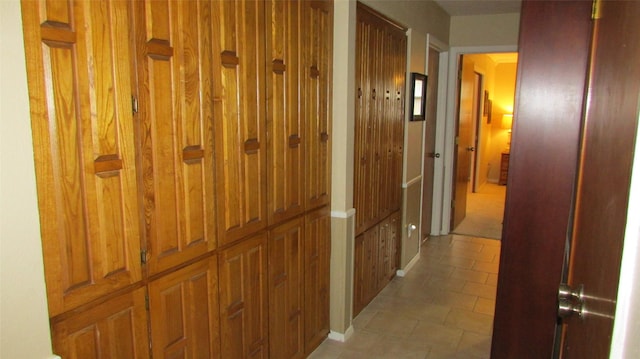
[149,256,221,359]
[304,0,333,210]
[21,0,142,316]
[133,0,217,274]
[218,234,269,358]
[213,0,267,245]
[52,288,149,359]
[269,218,304,359]
[266,0,304,225]
[304,206,331,353]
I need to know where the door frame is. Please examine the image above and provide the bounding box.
[420,33,449,240]
[440,45,517,235]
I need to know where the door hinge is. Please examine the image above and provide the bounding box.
[132,95,139,114]
[592,0,602,19]
[140,249,147,264]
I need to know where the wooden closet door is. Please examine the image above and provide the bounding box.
[21,0,142,317]
[212,0,268,246]
[132,0,217,274]
[391,36,406,212]
[266,0,304,226]
[269,218,305,359]
[52,288,149,359]
[304,206,331,353]
[218,234,269,359]
[303,0,333,211]
[148,257,221,359]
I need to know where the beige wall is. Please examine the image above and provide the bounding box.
[0,1,58,358]
[450,13,520,47]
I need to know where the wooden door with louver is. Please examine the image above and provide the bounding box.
[132,0,217,275]
[213,0,268,246]
[21,0,143,317]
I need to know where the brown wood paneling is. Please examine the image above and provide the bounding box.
[218,234,269,359]
[491,1,593,357]
[269,218,304,359]
[304,0,333,211]
[213,0,268,246]
[148,256,221,359]
[21,0,142,316]
[304,206,331,353]
[354,3,406,235]
[52,288,149,359]
[133,0,217,274]
[266,0,304,225]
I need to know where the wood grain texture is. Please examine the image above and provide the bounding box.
[268,218,305,359]
[266,0,304,226]
[22,0,142,317]
[218,234,269,359]
[52,287,150,359]
[213,0,268,246]
[304,0,333,211]
[133,0,217,275]
[354,2,405,235]
[303,206,331,354]
[148,256,221,359]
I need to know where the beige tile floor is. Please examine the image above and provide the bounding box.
[309,234,500,359]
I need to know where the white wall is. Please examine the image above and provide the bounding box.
[450,13,521,47]
[0,1,58,358]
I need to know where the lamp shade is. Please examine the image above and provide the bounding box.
[501,114,513,129]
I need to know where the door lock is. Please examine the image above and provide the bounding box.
[428,152,441,158]
[557,283,584,319]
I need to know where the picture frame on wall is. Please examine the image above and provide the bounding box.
[410,72,427,121]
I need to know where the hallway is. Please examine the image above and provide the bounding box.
[310,234,500,358]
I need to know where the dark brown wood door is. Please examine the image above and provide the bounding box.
[133,0,217,275]
[421,46,440,241]
[21,0,143,317]
[451,55,474,230]
[148,257,221,359]
[491,1,596,357]
[560,1,640,357]
[268,218,304,359]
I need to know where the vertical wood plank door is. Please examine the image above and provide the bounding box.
[148,257,221,359]
[132,0,217,274]
[212,0,268,246]
[268,218,305,359]
[265,0,304,226]
[21,0,143,317]
[304,206,331,353]
[218,234,269,359]
[52,288,149,359]
[303,0,333,211]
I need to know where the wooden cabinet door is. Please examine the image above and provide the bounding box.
[266,0,304,226]
[304,206,331,353]
[213,0,268,245]
[132,0,217,274]
[303,0,333,210]
[353,226,379,316]
[269,218,304,359]
[218,234,269,359]
[148,256,221,359]
[52,288,149,359]
[21,0,142,316]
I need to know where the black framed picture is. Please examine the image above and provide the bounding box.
[410,72,427,121]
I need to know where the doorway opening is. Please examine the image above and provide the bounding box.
[450,52,518,240]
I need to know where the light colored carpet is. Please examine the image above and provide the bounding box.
[452,183,506,240]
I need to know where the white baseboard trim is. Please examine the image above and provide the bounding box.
[396,252,420,277]
[48,356,62,359]
[330,208,356,219]
[328,326,354,342]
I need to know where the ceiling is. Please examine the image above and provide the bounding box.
[433,0,522,16]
